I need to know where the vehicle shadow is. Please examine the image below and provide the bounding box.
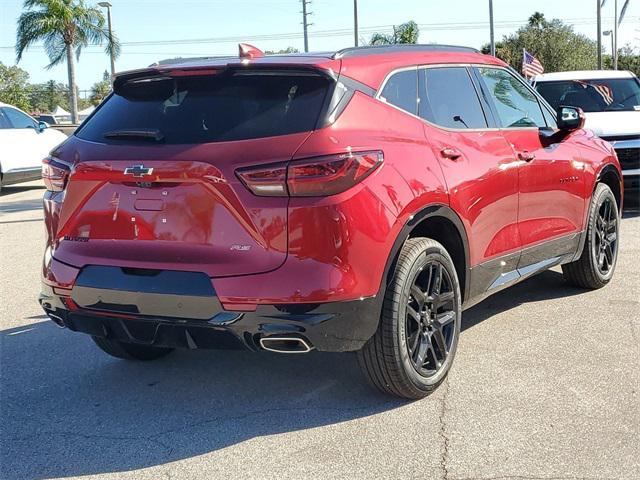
[0,321,407,479]
[461,269,586,332]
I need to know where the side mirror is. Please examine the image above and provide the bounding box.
[37,121,49,132]
[557,105,585,131]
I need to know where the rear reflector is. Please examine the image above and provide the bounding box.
[42,156,71,192]
[236,151,383,197]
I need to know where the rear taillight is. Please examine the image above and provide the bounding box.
[42,156,71,192]
[237,151,383,197]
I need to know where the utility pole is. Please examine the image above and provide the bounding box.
[353,0,359,47]
[489,0,495,56]
[613,0,618,69]
[301,0,311,53]
[597,0,602,69]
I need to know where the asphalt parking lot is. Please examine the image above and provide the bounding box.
[1,181,638,480]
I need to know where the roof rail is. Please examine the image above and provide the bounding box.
[333,44,479,59]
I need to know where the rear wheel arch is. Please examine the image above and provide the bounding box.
[383,204,470,303]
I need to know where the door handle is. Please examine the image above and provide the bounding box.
[517,151,536,162]
[440,147,462,160]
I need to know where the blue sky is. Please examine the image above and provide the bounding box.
[1,0,638,92]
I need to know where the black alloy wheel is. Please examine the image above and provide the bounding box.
[593,196,618,276]
[405,262,456,378]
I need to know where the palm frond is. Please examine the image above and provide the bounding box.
[43,31,66,68]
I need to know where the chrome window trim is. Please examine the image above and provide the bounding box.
[375,63,555,133]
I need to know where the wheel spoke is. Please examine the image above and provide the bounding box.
[605,244,614,266]
[431,328,448,356]
[432,264,443,295]
[435,310,455,327]
[408,330,421,355]
[606,231,617,244]
[598,250,606,269]
[426,342,439,369]
[434,291,454,309]
[410,286,426,305]
[414,334,428,365]
[407,305,421,324]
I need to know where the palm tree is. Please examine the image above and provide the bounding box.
[528,12,546,28]
[16,0,120,123]
[369,21,419,46]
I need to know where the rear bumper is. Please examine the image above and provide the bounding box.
[39,281,382,353]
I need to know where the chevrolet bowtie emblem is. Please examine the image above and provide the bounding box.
[124,165,154,177]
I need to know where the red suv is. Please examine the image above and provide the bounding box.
[40,45,622,399]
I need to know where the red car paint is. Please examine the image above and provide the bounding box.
[42,46,621,317]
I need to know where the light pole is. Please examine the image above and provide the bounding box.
[98,2,115,79]
[603,30,614,67]
[489,0,495,56]
[353,0,359,47]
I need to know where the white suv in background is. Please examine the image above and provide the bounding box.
[0,102,67,191]
[534,70,640,200]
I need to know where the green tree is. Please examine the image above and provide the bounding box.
[0,62,31,110]
[369,21,419,45]
[16,0,121,123]
[481,13,597,73]
[89,69,111,105]
[604,45,640,76]
[29,80,68,112]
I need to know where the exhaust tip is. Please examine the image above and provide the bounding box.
[48,313,66,328]
[259,336,313,354]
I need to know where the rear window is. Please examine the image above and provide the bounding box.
[76,70,332,144]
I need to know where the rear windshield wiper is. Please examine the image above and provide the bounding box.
[103,129,165,142]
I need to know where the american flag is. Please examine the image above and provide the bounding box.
[591,84,614,105]
[522,49,544,78]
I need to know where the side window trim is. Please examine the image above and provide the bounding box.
[376,66,419,117]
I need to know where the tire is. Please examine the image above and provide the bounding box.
[92,336,174,361]
[562,183,620,289]
[358,237,462,399]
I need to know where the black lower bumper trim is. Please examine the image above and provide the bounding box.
[40,285,383,353]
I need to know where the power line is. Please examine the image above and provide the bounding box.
[1,16,635,51]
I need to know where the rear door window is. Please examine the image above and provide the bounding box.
[76,71,332,144]
[379,68,418,116]
[418,67,488,129]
